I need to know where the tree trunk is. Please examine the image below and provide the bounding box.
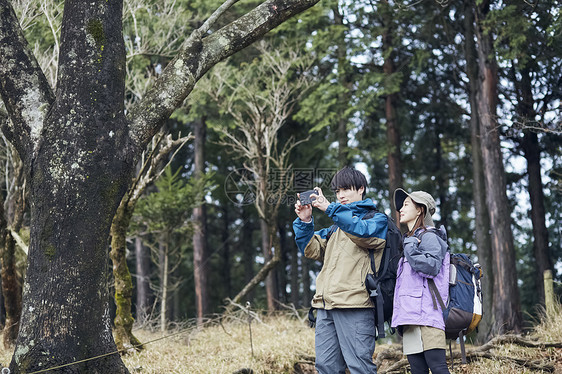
[433,124,450,229]
[516,68,553,305]
[278,224,289,304]
[290,228,300,307]
[333,5,351,166]
[110,200,143,351]
[193,118,208,325]
[463,0,494,342]
[261,218,277,311]
[159,240,169,332]
[242,213,255,301]
[221,206,232,299]
[0,209,22,348]
[474,0,522,334]
[382,6,403,221]
[522,131,552,304]
[1,148,25,347]
[135,237,151,323]
[6,0,133,371]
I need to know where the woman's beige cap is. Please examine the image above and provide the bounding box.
[393,188,436,227]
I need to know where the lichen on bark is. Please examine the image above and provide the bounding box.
[86,19,105,48]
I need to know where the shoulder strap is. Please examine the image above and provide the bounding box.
[370,210,389,277]
[427,278,447,311]
[325,224,338,242]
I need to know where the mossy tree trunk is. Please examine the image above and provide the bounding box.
[0,0,321,371]
[110,131,191,350]
[0,204,22,348]
[0,148,25,348]
[110,197,143,352]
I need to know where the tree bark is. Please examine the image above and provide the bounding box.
[473,0,522,334]
[463,0,494,342]
[0,0,321,371]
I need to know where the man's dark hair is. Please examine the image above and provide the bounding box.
[330,167,368,199]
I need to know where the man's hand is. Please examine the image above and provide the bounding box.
[295,193,313,222]
[311,187,330,212]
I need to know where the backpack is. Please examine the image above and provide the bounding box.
[363,210,402,339]
[313,209,402,339]
[421,229,483,364]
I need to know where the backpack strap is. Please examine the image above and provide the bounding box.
[365,209,389,339]
[459,330,467,364]
[374,283,385,339]
[427,278,447,311]
[325,224,338,242]
[307,307,316,328]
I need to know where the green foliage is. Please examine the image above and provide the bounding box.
[132,166,214,234]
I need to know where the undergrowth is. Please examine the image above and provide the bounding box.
[0,302,560,373]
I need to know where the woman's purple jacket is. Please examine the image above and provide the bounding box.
[391,226,450,331]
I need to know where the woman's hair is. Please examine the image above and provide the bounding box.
[406,200,427,237]
[330,167,368,199]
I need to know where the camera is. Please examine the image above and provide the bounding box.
[299,189,319,206]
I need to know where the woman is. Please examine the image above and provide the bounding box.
[391,188,450,374]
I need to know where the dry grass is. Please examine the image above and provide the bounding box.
[0,303,560,373]
[122,313,315,374]
[435,301,562,374]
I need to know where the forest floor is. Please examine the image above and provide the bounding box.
[0,303,561,373]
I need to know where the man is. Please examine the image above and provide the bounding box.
[293,167,388,374]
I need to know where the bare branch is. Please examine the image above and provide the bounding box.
[127,0,321,148]
[9,229,28,255]
[195,0,242,38]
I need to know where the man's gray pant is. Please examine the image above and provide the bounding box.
[315,308,377,374]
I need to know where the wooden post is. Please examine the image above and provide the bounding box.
[544,270,554,316]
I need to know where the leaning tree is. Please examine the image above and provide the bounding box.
[0,0,320,372]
